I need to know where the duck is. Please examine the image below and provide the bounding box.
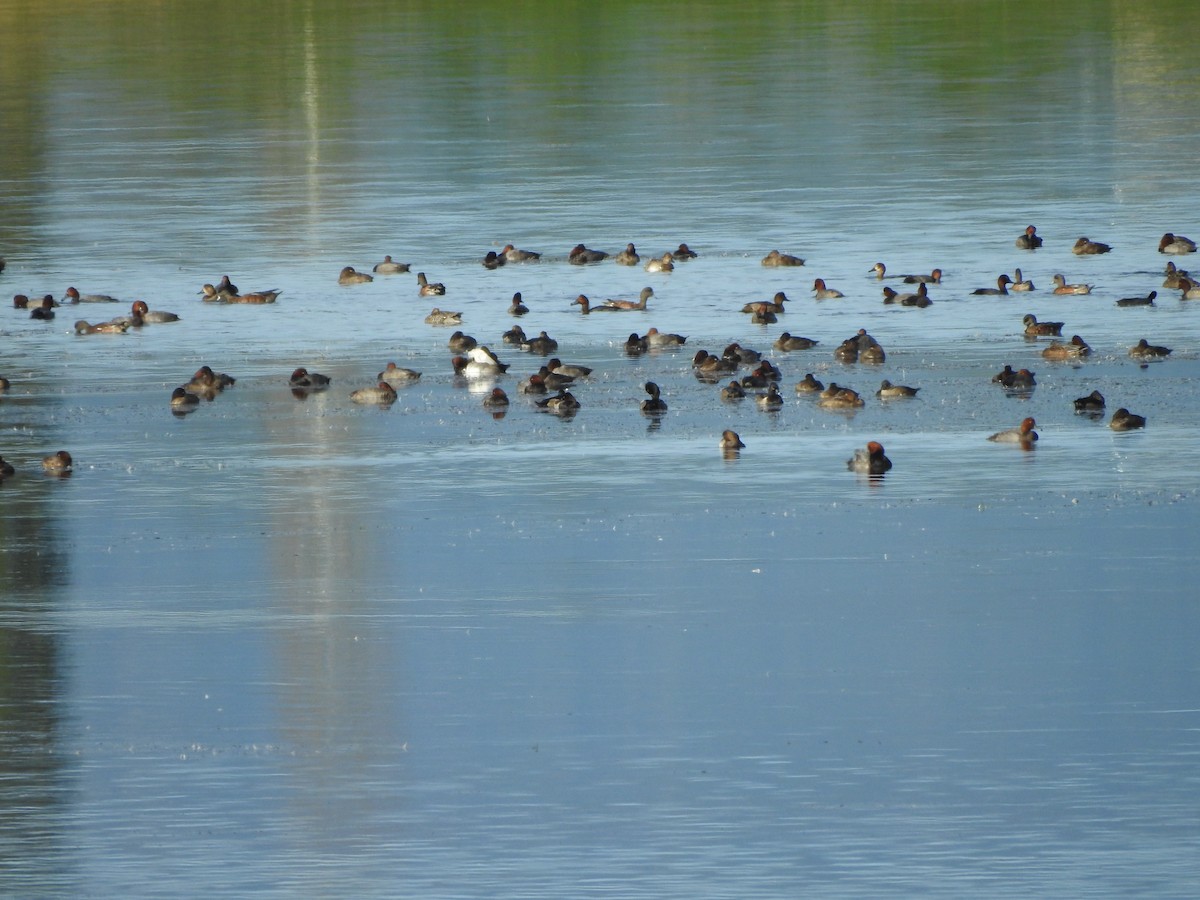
[748,306,777,324]
[1015,225,1043,249]
[811,278,844,299]
[1073,390,1106,413]
[170,386,201,412]
[1109,408,1146,431]
[992,366,1036,389]
[547,358,592,379]
[215,275,239,296]
[501,324,527,345]
[773,332,819,351]
[882,283,931,307]
[720,430,745,452]
[518,373,548,395]
[755,383,785,410]
[855,330,886,363]
[0,456,14,478]
[1042,335,1091,360]
[988,417,1038,444]
[720,381,747,401]
[723,343,762,365]
[127,300,179,323]
[603,287,654,311]
[536,390,581,415]
[692,350,738,378]
[463,345,510,375]
[338,266,373,285]
[869,262,890,279]
[572,294,616,315]
[1023,313,1063,336]
[834,339,859,362]
[1008,368,1038,389]
[465,345,508,374]
[184,367,234,398]
[762,249,804,267]
[1116,290,1156,307]
[482,387,510,409]
[847,441,892,475]
[1051,274,1093,295]
[350,382,398,405]
[377,362,421,385]
[482,251,506,269]
[818,385,865,409]
[42,450,73,474]
[902,268,943,284]
[501,243,541,263]
[1158,233,1196,255]
[623,333,649,355]
[644,252,674,273]
[1073,236,1112,255]
[534,366,575,391]
[876,379,919,399]
[640,381,668,414]
[74,319,128,334]
[289,367,331,390]
[508,292,529,316]
[1009,268,1034,291]
[972,274,1012,296]
[63,286,119,303]
[1163,262,1189,289]
[740,362,781,388]
[424,307,463,325]
[372,255,410,274]
[449,330,479,351]
[198,284,225,302]
[794,373,824,394]
[12,294,29,309]
[182,371,219,400]
[225,288,281,304]
[741,292,788,315]
[568,243,608,264]
[673,243,698,260]
[31,296,58,319]
[1177,277,1200,300]
[416,273,446,296]
[0,375,9,393]
[643,327,687,348]
[520,331,558,354]
[614,243,640,266]
[1128,338,1171,359]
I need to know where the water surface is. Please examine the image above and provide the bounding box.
[2,2,1200,896]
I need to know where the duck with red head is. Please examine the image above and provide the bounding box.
[1016,225,1043,249]
[350,382,397,405]
[988,417,1038,444]
[847,441,892,475]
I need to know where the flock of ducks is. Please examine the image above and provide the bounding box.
[1,226,1192,481]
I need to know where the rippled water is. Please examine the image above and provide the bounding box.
[3,2,1200,897]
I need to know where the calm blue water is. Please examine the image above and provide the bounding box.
[2,2,1200,897]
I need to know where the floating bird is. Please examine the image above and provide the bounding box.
[988,417,1038,444]
[373,255,410,274]
[417,273,446,296]
[1073,236,1111,255]
[1109,408,1146,431]
[1015,225,1043,249]
[1073,390,1105,413]
[847,441,892,474]
[640,381,668,414]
